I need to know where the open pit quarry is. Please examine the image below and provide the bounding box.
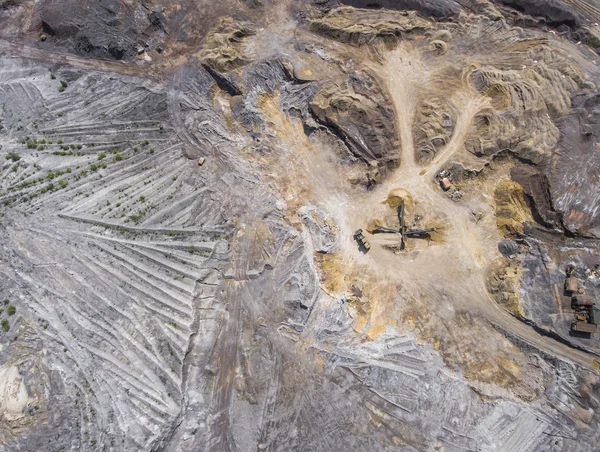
[1,0,600,450]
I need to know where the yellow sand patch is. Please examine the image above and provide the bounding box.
[384,188,413,209]
[314,252,398,340]
[494,179,534,237]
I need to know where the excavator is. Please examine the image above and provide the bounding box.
[370,199,435,250]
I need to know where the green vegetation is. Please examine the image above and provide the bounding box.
[5,152,20,162]
[97,152,106,160]
[58,85,65,93]
[114,153,123,161]
[129,210,146,225]
[7,305,15,315]
[90,164,98,171]
[1,320,8,332]
[58,180,68,188]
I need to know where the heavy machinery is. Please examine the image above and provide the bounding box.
[370,199,435,250]
[354,229,371,252]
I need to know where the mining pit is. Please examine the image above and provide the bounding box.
[1,0,600,450]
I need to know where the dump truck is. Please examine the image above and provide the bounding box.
[573,295,594,307]
[565,276,578,294]
[354,229,371,252]
[440,177,452,191]
[571,322,597,335]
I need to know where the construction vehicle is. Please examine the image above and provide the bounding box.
[565,276,578,293]
[354,229,371,252]
[440,177,452,191]
[370,199,434,250]
[572,295,594,307]
[571,321,597,336]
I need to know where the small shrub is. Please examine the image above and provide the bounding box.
[58,85,65,93]
[57,139,63,144]
[90,164,98,171]
[5,152,20,162]
[58,180,68,188]
[66,167,72,173]
[1,320,8,332]
[50,73,56,80]
[7,305,15,315]
[114,154,123,161]
[97,152,106,160]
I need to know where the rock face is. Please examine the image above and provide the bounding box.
[545,92,600,238]
[338,0,462,19]
[299,205,340,253]
[198,17,256,72]
[464,45,582,165]
[310,78,400,171]
[413,97,454,163]
[511,165,561,229]
[311,6,432,44]
[494,0,585,28]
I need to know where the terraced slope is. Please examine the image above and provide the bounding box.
[1,2,600,451]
